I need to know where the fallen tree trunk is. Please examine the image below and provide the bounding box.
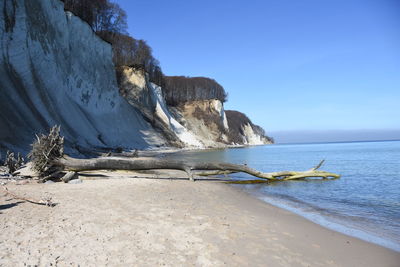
[52,156,340,182]
[28,126,340,182]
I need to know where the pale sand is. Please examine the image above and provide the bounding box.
[1,174,399,266]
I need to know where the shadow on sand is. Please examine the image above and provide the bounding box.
[0,201,24,212]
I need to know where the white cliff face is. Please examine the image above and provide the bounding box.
[211,100,229,131]
[172,100,272,147]
[120,75,233,148]
[118,67,203,148]
[150,83,204,147]
[172,100,230,147]
[242,124,266,145]
[0,0,167,155]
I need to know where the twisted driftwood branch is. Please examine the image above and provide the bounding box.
[51,157,339,182]
[1,185,55,207]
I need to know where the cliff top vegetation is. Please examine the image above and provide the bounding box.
[163,76,227,106]
[62,0,162,85]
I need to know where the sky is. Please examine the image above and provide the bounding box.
[114,0,400,143]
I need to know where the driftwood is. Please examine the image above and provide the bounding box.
[1,185,55,207]
[61,172,79,183]
[27,126,340,183]
[103,149,139,158]
[28,125,64,176]
[52,156,340,182]
[3,151,24,174]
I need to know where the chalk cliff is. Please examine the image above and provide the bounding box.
[120,69,272,148]
[168,100,230,147]
[0,0,272,158]
[170,101,272,147]
[225,110,273,145]
[0,0,168,155]
[118,67,203,148]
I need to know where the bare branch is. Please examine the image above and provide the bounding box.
[1,186,55,207]
[310,160,325,171]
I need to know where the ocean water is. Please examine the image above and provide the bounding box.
[167,141,400,251]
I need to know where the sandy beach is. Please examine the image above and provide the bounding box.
[1,173,399,266]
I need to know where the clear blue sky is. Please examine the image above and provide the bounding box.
[114,0,400,142]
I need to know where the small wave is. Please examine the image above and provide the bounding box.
[259,194,400,252]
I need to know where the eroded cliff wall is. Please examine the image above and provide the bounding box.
[172,101,272,147]
[118,67,203,148]
[118,68,271,148]
[225,110,273,145]
[169,100,230,147]
[0,0,168,155]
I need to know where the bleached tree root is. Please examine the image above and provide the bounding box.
[52,157,339,182]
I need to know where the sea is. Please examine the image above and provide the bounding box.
[167,140,400,252]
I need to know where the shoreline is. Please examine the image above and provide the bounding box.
[140,142,272,155]
[254,192,400,252]
[162,141,400,253]
[1,174,399,266]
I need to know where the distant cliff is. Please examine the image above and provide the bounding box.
[119,70,273,148]
[162,76,273,147]
[0,0,272,157]
[225,111,274,145]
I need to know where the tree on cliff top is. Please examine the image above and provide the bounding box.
[63,0,163,85]
[63,0,127,34]
[163,76,228,106]
[100,32,163,85]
